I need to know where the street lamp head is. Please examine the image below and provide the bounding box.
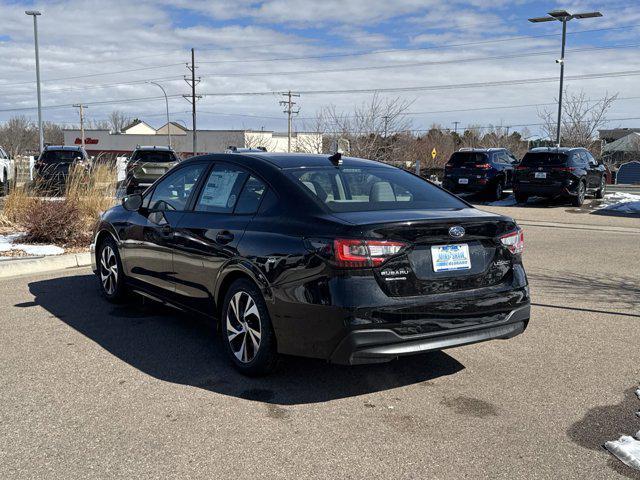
[25,10,42,15]
[548,9,570,19]
[529,9,602,22]
[573,12,603,19]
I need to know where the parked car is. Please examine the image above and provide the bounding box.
[123,145,179,194]
[513,147,606,206]
[0,146,15,196]
[92,152,530,375]
[442,148,519,200]
[33,145,90,191]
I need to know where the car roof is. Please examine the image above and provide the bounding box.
[133,145,174,151]
[528,147,584,153]
[457,148,506,153]
[184,152,397,170]
[44,145,84,151]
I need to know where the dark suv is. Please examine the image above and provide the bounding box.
[34,146,90,190]
[513,147,606,206]
[124,146,179,194]
[443,148,518,200]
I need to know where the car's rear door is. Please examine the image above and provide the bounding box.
[171,162,268,311]
[121,162,207,293]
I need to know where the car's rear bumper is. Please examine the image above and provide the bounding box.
[514,180,579,197]
[329,304,529,365]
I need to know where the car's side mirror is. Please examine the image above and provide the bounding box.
[122,193,143,211]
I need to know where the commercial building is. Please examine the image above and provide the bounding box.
[62,122,323,158]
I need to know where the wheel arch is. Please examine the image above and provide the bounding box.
[214,263,271,320]
[94,226,121,269]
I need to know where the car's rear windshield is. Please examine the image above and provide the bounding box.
[289,166,467,212]
[521,152,568,166]
[39,150,84,163]
[447,152,489,165]
[131,150,176,163]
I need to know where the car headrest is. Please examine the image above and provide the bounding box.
[370,181,396,202]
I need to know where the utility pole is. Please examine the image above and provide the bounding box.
[73,104,87,149]
[528,9,602,147]
[184,48,201,156]
[452,121,460,134]
[25,10,43,153]
[382,115,390,138]
[279,91,300,152]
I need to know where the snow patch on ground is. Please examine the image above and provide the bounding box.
[486,195,518,206]
[604,386,640,471]
[0,233,65,257]
[605,435,640,471]
[597,192,640,214]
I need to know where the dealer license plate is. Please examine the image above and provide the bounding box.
[534,172,547,179]
[458,178,469,184]
[431,244,471,272]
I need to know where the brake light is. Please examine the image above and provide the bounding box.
[333,239,407,267]
[500,228,524,255]
[516,165,529,171]
[475,163,491,169]
[553,166,575,172]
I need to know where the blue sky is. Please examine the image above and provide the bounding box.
[1,0,639,136]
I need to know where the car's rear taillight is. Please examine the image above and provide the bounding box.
[333,239,407,268]
[475,163,491,169]
[516,165,529,171]
[500,228,524,255]
[552,166,575,172]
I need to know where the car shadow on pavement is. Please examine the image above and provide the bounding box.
[567,387,640,479]
[26,274,465,405]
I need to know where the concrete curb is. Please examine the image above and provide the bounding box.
[0,252,91,279]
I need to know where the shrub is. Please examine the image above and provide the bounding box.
[21,199,89,246]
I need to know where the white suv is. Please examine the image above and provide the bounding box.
[0,146,15,196]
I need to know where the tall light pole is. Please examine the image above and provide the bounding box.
[528,9,602,147]
[148,81,171,148]
[73,104,87,149]
[25,10,43,153]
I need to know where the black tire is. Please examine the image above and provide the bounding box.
[97,235,128,303]
[595,176,606,199]
[571,181,586,207]
[514,191,528,204]
[221,279,278,376]
[490,179,504,201]
[1,170,8,196]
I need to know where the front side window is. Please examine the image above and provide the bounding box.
[147,164,205,211]
[290,166,466,213]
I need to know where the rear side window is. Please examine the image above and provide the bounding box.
[130,150,176,163]
[521,152,568,166]
[289,166,466,213]
[40,150,84,163]
[235,176,267,215]
[447,152,488,165]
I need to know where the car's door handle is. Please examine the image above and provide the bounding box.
[216,230,234,244]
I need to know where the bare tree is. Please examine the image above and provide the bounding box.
[108,110,132,133]
[538,90,618,150]
[0,116,35,157]
[244,131,277,151]
[306,94,414,162]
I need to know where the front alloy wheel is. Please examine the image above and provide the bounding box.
[226,291,262,363]
[97,237,127,302]
[100,245,119,296]
[595,176,606,199]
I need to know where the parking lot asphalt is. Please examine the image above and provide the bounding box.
[1,206,639,479]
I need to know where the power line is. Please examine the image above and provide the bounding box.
[196,43,640,78]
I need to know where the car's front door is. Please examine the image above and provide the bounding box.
[122,162,207,293]
[172,163,268,312]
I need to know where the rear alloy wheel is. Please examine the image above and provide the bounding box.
[98,237,128,302]
[222,279,278,376]
[595,176,606,199]
[572,181,586,207]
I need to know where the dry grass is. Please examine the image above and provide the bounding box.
[1,163,118,247]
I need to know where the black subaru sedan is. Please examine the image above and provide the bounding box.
[92,152,530,375]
